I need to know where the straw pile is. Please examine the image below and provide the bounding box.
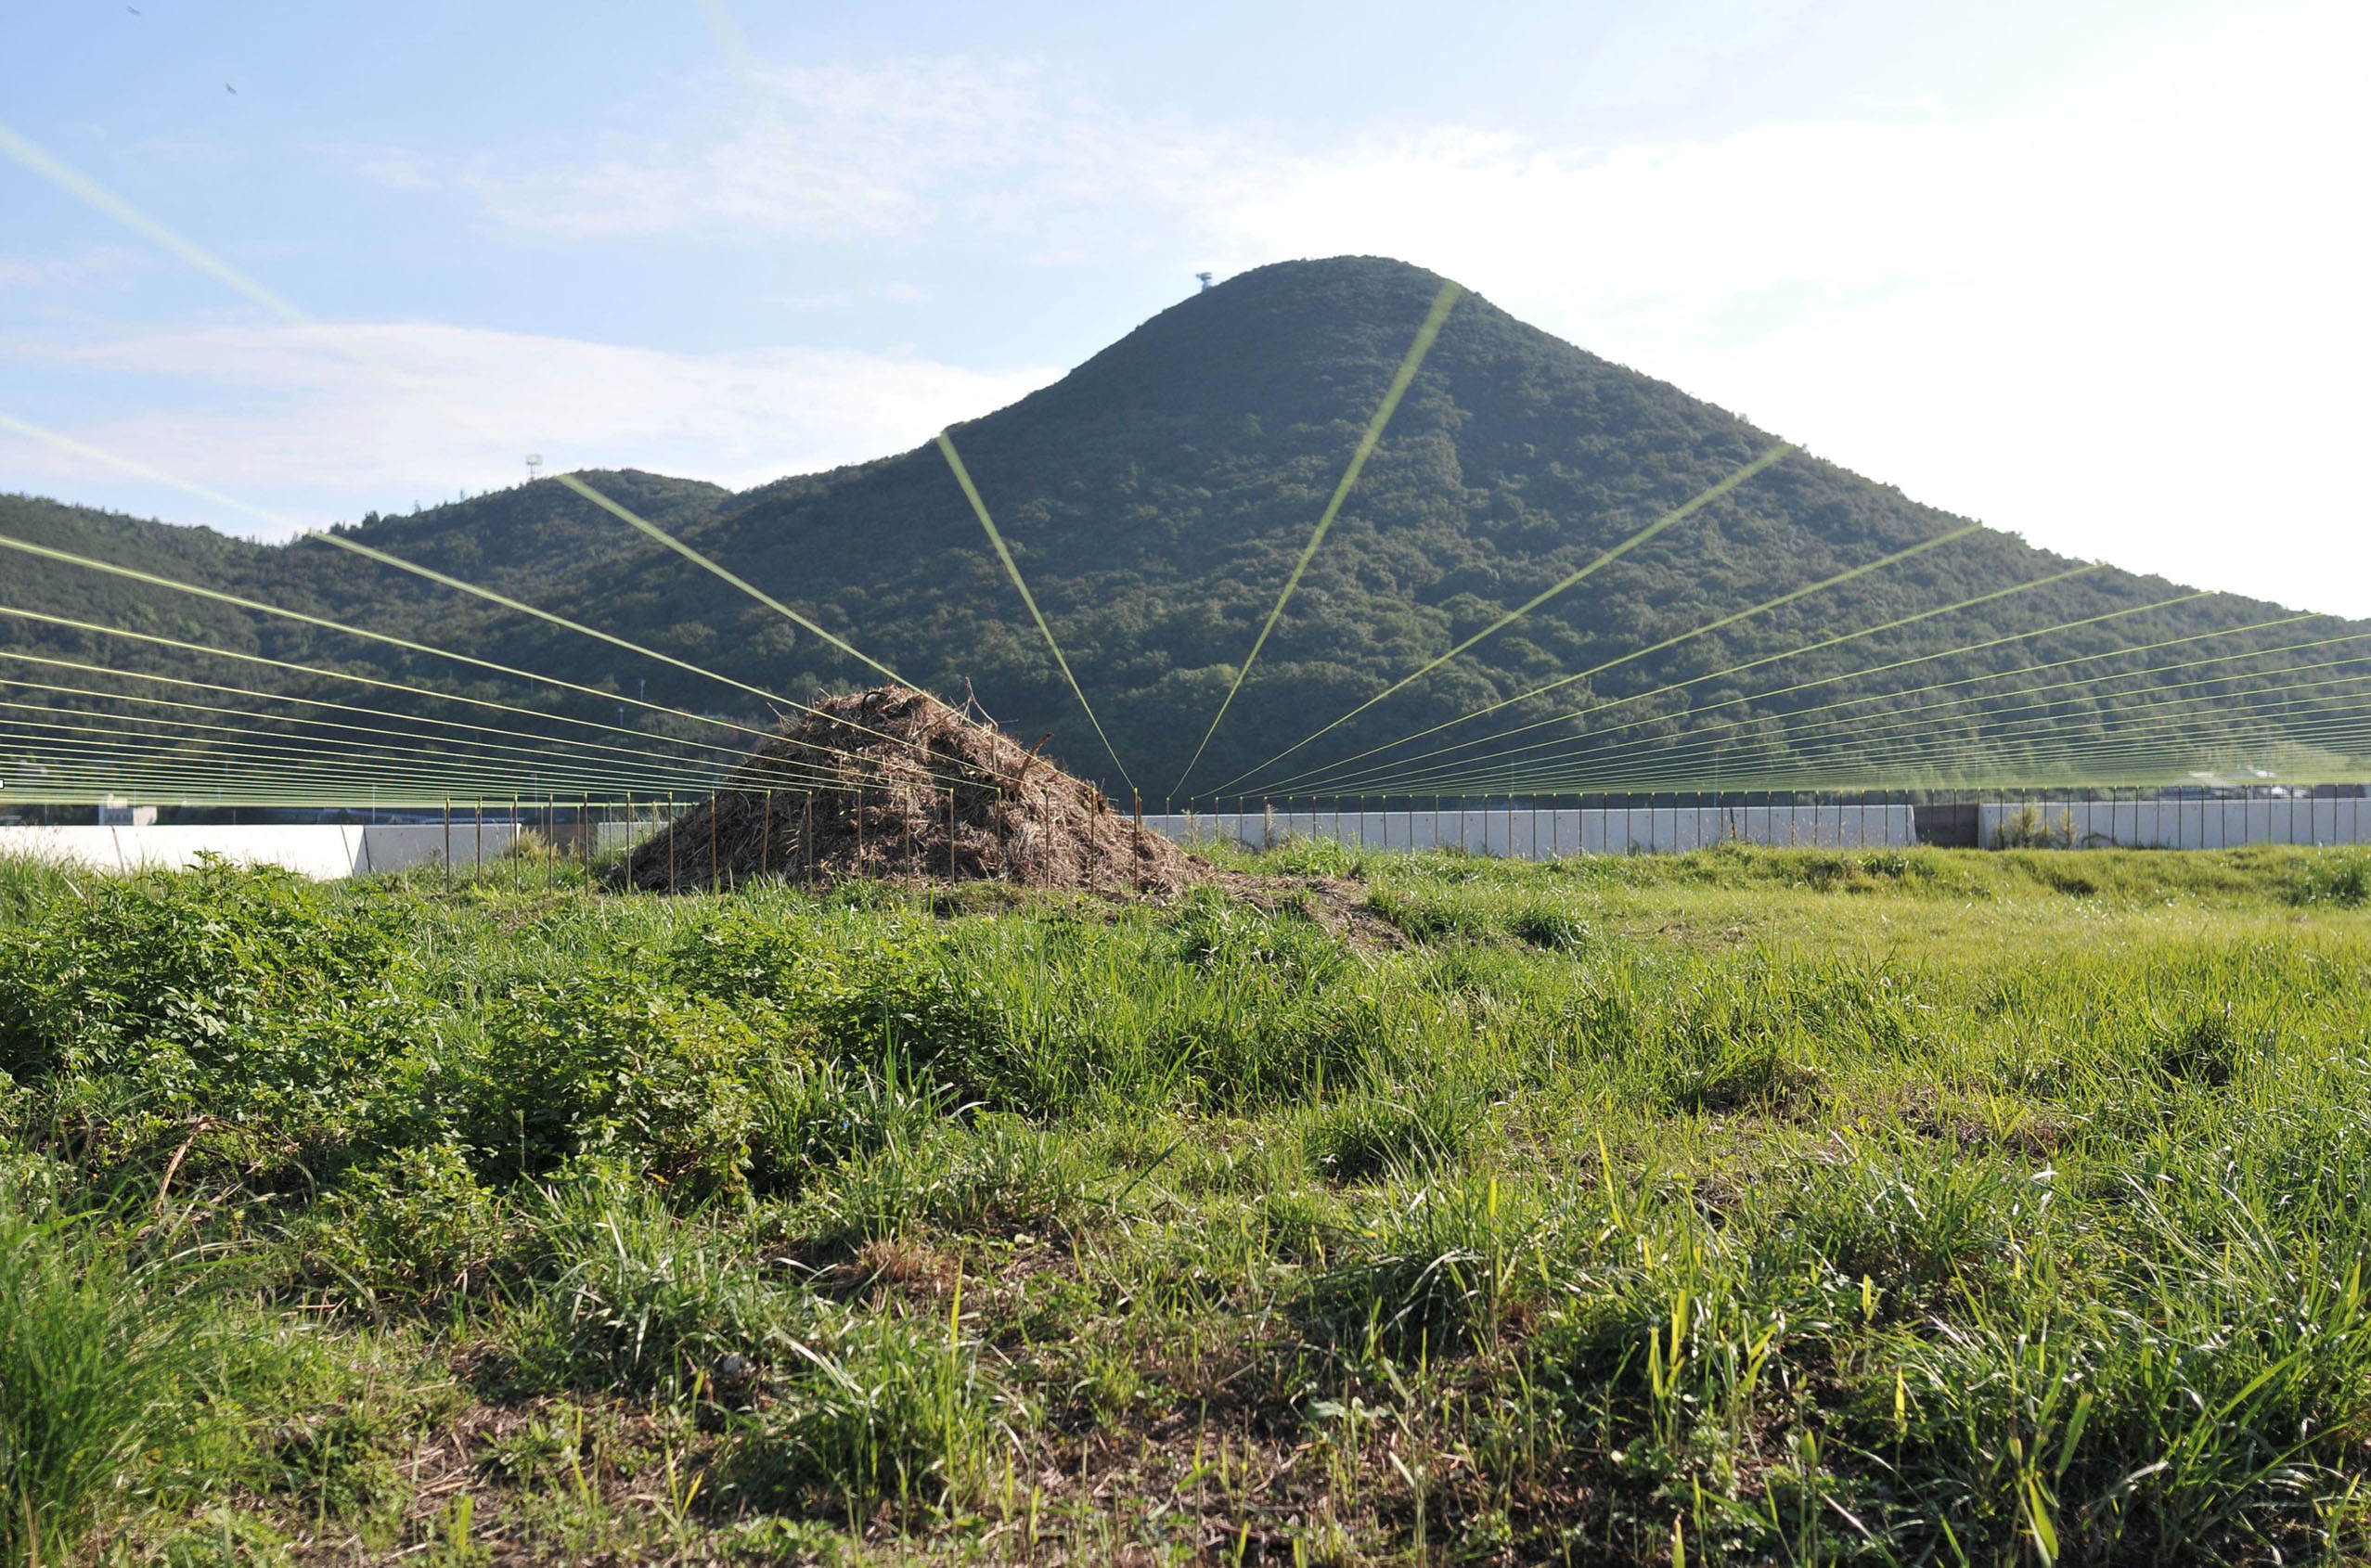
[613,686,1201,894]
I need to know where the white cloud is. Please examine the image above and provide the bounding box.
[1,319,1059,536]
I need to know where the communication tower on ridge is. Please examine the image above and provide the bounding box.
[1195,272,1214,291]
[524,453,543,482]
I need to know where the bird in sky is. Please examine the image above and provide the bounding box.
[225,84,237,94]
[126,6,139,12]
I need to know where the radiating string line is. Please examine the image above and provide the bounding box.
[0,675,727,791]
[1273,521,1994,794]
[0,122,395,379]
[0,756,650,809]
[0,656,754,788]
[1623,685,2371,792]
[311,525,963,785]
[0,128,943,776]
[0,716,704,798]
[0,722,681,803]
[0,692,718,788]
[0,636,765,793]
[1207,443,1797,797]
[1359,590,2264,791]
[0,412,950,783]
[1505,653,2371,793]
[936,429,1137,794]
[0,532,795,748]
[0,602,752,766]
[0,410,295,531]
[1172,279,1463,793]
[0,726,675,802]
[0,711,693,801]
[1337,587,2230,793]
[551,472,917,691]
[1508,613,2363,792]
[1743,657,2371,787]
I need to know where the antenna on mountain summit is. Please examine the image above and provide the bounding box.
[524,454,543,482]
[1195,272,1214,291]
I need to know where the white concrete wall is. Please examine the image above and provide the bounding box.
[8,802,2357,877]
[1979,799,2371,849]
[0,822,518,880]
[1147,804,1917,857]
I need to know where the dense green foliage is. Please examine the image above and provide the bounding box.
[6,846,2371,1562]
[6,257,2369,803]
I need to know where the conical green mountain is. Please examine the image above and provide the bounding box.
[5,256,2366,803]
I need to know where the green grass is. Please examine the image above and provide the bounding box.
[4,842,2371,1563]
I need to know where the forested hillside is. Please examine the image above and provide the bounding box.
[5,256,2366,803]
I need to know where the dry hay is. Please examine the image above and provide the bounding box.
[614,686,1202,895]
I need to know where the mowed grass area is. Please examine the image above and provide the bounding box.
[5,842,2371,1566]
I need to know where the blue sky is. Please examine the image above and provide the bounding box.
[5,0,2367,612]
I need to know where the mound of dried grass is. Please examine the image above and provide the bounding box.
[614,687,1200,895]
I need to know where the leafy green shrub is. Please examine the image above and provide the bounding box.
[672,910,1010,1099]
[0,861,415,1171]
[473,968,788,1190]
[293,1144,513,1310]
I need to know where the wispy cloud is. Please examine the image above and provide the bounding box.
[0,243,154,290]
[467,57,1247,249]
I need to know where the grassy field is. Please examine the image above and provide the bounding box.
[5,840,2371,1566]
